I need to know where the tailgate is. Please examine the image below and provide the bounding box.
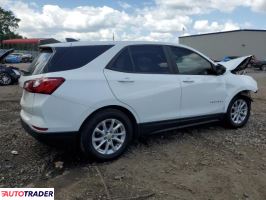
[20,75,35,114]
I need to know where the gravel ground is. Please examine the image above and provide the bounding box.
[0,69,265,200]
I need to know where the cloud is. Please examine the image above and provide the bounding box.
[155,0,266,13]
[118,1,132,9]
[141,11,192,33]
[2,0,193,42]
[1,0,262,42]
[249,0,266,12]
[4,2,133,40]
[193,20,240,33]
[9,3,131,31]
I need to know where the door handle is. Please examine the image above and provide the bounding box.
[118,80,135,83]
[182,80,194,83]
[117,78,135,83]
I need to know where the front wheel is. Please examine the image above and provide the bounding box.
[80,109,133,160]
[224,96,251,128]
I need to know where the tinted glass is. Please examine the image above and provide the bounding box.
[26,48,53,76]
[26,45,113,75]
[46,45,113,73]
[108,48,133,72]
[170,46,213,75]
[130,45,170,74]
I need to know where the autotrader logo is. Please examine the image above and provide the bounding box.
[0,188,54,200]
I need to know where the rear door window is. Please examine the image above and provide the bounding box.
[26,45,113,75]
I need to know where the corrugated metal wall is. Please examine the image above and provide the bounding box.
[179,31,266,61]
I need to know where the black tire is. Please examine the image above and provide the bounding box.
[224,96,251,128]
[0,72,12,86]
[80,109,133,160]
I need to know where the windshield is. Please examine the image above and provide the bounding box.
[25,48,53,76]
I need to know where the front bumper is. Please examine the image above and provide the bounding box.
[21,118,78,146]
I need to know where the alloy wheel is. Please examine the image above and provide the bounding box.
[92,119,126,155]
[0,73,11,85]
[230,99,248,124]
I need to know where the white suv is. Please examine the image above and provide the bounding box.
[20,41,258,160]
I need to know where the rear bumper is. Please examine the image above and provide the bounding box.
[21,118,78,145]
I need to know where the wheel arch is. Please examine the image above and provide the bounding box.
[225,90,253,112]
[79,105,140,139]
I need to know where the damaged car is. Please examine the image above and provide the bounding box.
[250,56,266,71]
[218,55,252,74]
[19,41,258,160]
[0,49,21,85]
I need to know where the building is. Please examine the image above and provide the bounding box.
[179,29,266,61]
[1,38,59,51]
[0,38,60,57]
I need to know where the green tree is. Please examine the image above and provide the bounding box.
[0,6,22,41]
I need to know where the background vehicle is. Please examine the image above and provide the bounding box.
[0,49,21,85]
[5,53,23,63]
[221,56,239,62]
[21,54,34,63]
[250,56,266,71]
[19,41,258,160]
[4,52,33,63]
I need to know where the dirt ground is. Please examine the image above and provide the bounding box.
[0,68,265,200]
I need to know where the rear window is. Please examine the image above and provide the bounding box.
[107,47,134,72]
[27,48,52,75]
[26,45,113,75]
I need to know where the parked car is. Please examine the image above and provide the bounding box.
[4,52,33,63]
[21,54,34,63]
[221,56,239,62]
[250,56,266,71]
[5,53,23,63]
[19,41,258,160]
[0,49,21,85]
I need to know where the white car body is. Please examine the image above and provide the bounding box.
[19,41,258,135]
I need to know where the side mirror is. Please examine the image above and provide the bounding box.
[214,64,226,75]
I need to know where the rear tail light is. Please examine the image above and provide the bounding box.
[24,77,65,94]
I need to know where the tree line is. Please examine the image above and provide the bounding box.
[0,6,23,41]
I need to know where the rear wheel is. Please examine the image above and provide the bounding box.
[225,96,251,128]
[80,109,133,160]
[0,72,12,85]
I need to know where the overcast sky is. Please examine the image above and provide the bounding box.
[1,0,266,42]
